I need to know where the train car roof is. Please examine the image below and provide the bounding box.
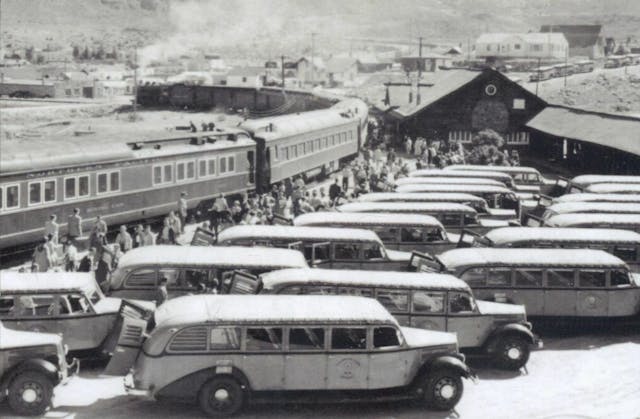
[260,268,470,291]
[553,193,640,204]
[293,211,443,227]
[154,294,398,328]
[239,107,358,141]
[483,227,640,245]
[357,192,486,204]
[395,177,506,187]
[437,248,625,269]
[444,165,542,174]
[545,202,640,214]
[116,245,308,269]
[409,169,512,180]
[0,272,99,294]
[1,128,253,175]
[544,213,640,227]
[217,225,382,243]
[395,184,514,194]
[585,183,640,194]
[338,202,477,214]
[570,175,640,187]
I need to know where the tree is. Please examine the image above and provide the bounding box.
[73,45,80,59]
[25,46,34,61]
[466,129,510,166]
[81,46,90,60]
[95,45,105,60]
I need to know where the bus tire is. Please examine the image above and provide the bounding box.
[7,371,54,416]
[422,369,463,411]
[198,376,244,417]
[494,335,530,370]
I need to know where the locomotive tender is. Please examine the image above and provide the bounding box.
[0,100,368,251]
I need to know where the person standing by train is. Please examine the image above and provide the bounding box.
[177,192,188,233]
[44,215,59,245]
[32,241,53,272]
[115,225,133,252]
[329,178,341,205]
[67,208,83,244]
[141,225,156,246]
[341,165,351,192]
[94,215,108,236]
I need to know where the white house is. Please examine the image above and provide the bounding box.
[226,66,265,88]
[325,57,358,87]
[475,33,569,59]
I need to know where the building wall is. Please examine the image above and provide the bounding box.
[227,75,263,88]
[476,38,568,59]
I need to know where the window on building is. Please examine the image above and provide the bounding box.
[514,44,521,50]
[513,98,526,110]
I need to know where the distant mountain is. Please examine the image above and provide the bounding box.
[2,0,639,56]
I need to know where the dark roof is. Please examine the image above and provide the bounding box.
[540,25,602,48]
[526,105,640,157]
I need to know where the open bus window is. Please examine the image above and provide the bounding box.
[611,270,631,287]
[289,328,325,350]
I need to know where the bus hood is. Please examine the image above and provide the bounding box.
[400,326,458,349]
[386,249,413,262]
[476,300,526,318]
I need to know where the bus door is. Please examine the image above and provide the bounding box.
[228,271,261,294]
[456,229,486,248]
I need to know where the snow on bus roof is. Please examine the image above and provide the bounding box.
[117,245,308,269]
[154,294,397,328]
[260,268,470,291]
[437,248,625,268]
[0,323,62,350]
[410,169,513,180]
[395,184,513,194]
[293,211,443,227]
[358,192,486,203]
[585,183,640,194]
[545,213,640,227]
[1,128,254,175]
[240,108,356,141]
[484,227,640,245]
[337,202,477,214]
[217,225,382,243]
[395,177,505,187]
[571,175,640,186]
[545,202,640,214]
[0,272,98,294]
[444,165,542,174]
[553,193,640,204]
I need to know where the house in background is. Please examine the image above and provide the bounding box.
[295,57,326,86]
[475,33,569,60]
[325,57,358,87]
[226,66,265,88]
[540,25,604,59]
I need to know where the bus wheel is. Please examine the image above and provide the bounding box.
[422,369,463,411]
[8,371,53,416]
[494,335,530,370]
[198,376,244,417]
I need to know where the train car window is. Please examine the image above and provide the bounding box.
[0,186,3,210]
[28,181,42,205]
[332,135,336,146]
[177,162,186,181]
[78,175,89,197]
[208,158,216,175]
[220,157,227,173]
[315,139,321,150]
[153,166,162,184]
[323,137,328,148]
[43,180,56,202]
[164,165,173,183]
[298,144,304,156]
[273,147,278,161]
[284,146,289,160]
[65,177,77,199]
[3,185,20,210]
[198,160,207,177]
[110,172,120,192]
[308,140,314,152]
[228,156,235,172]
[292,146,298,158]
[302,143,307,155]
[97,173,108,193]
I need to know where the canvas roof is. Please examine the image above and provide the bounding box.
[484,227,640,245]
[526,105,640,157]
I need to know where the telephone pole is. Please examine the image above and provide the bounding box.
[132,46,138,120]
[310,32,317,87]
[417,36,423,105]
[281,55,285,88]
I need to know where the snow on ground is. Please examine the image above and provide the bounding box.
[1,332,638,419]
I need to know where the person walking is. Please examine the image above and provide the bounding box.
[404,136,413,156]
[177,192,188,233]
[78,248,96,273]
[141,225,156,246]
[44,215,59,245]
[94,215,108,236]
[32,241,52,272]
[115,225,133,252]
[168,212,182,238]
[62,240,78,272]
[341,165,350,191]
[329,178,342,206]
[67,208,82,244]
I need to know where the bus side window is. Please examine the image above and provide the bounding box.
[611,270,631,287]
[125,269,157,288]
[487,269,512,286]
[460,267,487,287]
[376,290,409,312]
[334,243,359,260]
[363,243,383,259]
[374,227,398,242]
[373,326,401,349]
[401,228,423,243]
[337,287,373,297]
[304,286,336,295]
[514,269,543,287]
[280,285,303,294]
[578,270,606,288]
[425,227,446,242]
[412,291,445,313]
[613,245,637,262]
[547,269,575,288]
[448,292,476,314]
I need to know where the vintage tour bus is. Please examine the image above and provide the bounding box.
[558,174,640,194]
[429,248,640,320]
[0,272,154,354]
[216,225,412,270]
[394,177,507,188]
[459,227,640,272]
[235,268,540,370]
[542,213,640,233]
[107,245,309,300]
[443,164,556,194]
[409,169,515,188]
[357,192,516,220]
[541,202,640,221]
[110,295,474,415]
[337,202,512,234]
[550,192,640,205]
[584,183,640,194]
[293,212,459,254]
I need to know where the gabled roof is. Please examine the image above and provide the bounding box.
[326,57,358,74]
[540,25,602,48]
[526,105,640,157]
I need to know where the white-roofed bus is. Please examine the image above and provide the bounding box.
[293,212,459,254]
[106,295,474,415]
[409,169,515,188]
[542,213,640,233]
[421,248,640,321]
[230,268,541,370]
[106,245,309,300]
[216,225,413,271]
[443,164,556,194]
[457,227,640,272]
[555,174,640,195]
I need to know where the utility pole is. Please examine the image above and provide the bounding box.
[417,36,422,105]
[310,32,317,87]
[564,47,568,88]
[535,57,541,96]
[132,46,138,121]
[281,54,285,88]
